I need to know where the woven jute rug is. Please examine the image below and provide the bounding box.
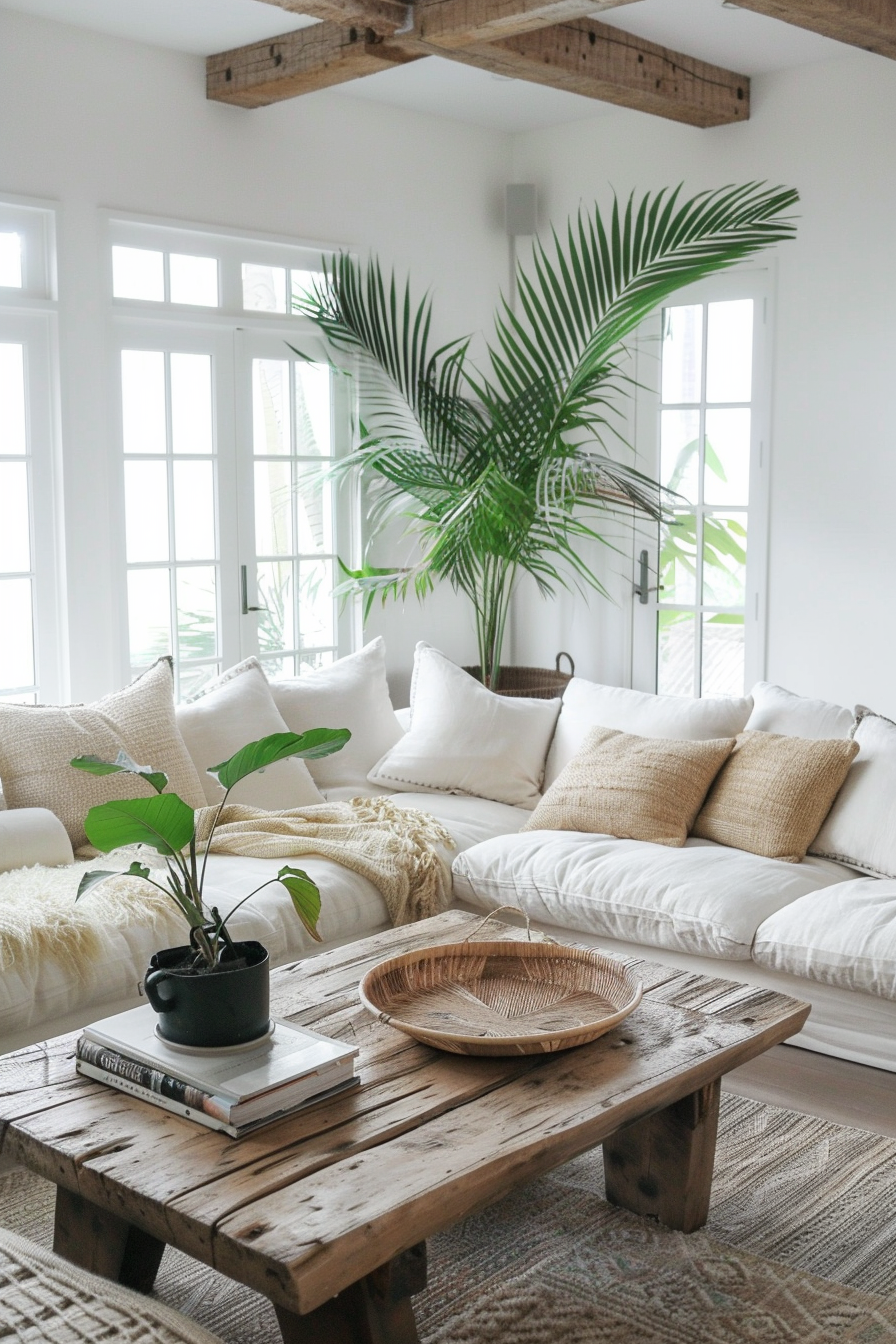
[1,1094,895,1343]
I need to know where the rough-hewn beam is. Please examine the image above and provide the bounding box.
[410,0,639,48]
[732,0,896,60]
[440,18,750,126]
[256,0,412,37]
[207,24,421,107]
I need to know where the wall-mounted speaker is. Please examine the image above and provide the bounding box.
[505,183,537,237]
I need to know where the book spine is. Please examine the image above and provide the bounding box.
[76,1037,232,1123]
[76,1060,240,1137]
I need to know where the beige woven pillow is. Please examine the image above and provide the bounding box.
[692,730,859,863]
[522,726,735,847]
[0,658,206,849]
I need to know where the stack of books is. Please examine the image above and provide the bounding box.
[76,1004,359,1138]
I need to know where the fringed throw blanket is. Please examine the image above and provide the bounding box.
[0,799,454,975]
[194,797,455,928]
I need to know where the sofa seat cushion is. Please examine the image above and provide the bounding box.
[452,831,853,960]
[754,879,896,1000]
[387,791,530,854]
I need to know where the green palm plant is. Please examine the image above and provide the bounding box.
[293,183,798,687]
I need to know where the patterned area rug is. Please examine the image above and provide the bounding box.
[1,1094,895,1343]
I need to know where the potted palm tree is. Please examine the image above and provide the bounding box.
[70,727,348,1047]
[293,182,797,691]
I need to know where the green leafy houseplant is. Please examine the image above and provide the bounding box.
[70,727,349,969]
[293,182,798,688]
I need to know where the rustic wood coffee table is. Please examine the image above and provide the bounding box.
[0,911,809,1344]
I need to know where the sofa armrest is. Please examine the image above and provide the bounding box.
[0,808,74,873]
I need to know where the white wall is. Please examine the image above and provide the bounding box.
[511,51,896,716]
[0,7,512,704]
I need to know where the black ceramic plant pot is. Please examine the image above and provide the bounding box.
[143,941,270,1048]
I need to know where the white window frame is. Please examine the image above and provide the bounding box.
[631,267,774,696]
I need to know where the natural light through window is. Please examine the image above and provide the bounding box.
[0,344,36,702]
[656,299,754,698]
[0,233,22,289]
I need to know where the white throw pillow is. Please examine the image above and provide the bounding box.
[176,659,323,810]
[268,638,403,792]
[810,708,896,877]
[745,681,854,739]
[368,643,561,809]
[544,677,752,789]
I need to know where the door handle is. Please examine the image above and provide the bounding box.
[634,549,664,605]
[240,565,267,615]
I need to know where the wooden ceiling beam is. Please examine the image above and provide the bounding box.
[408,0,639,48]
[730,0,896,61]
[255,0,412,37]
[207,23,422,107]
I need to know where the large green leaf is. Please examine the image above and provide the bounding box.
[71,750,168,795]
[84,794,195,856]
[75,860,151,902]
[208,729,350,791]
[277,865,322,942]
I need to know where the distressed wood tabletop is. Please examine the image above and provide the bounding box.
[0,910,810,1343]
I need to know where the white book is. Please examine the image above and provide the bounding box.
[83,1003,358,1104]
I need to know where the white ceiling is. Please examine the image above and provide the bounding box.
[0,0,863,131]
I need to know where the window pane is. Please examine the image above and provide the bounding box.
[659,514,697,606]
[0,463,30,572]
[173,460,215,561]
[661,304,702,404]
[113,246,164,302]
[298,558,334,648]
[298,650,334,672]
[169,254,218,308]
[702,514,747,607]
[702,614,745,696]
[178,663,220,701]
[254,460,293,556]
[260,654,296,679]
[657,610,696,697]
[122,351,166,454]
[124,460,169,563]
[291,269,323,308]
[127,568,172,666]
[0,344,26,456]
[253,360,289,456]
[242,264,286,313]
[660,409,700,503]
[0,578,34,689]
[704,409,751,507]
[170,353,213,455]
[257,561,294,655]
[296,363,332,456]
[296,471,332,555]
[176,566,218,661]
[706,300,753,403]
[0,233,22,289]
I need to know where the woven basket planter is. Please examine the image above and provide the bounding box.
[463,652,574,700]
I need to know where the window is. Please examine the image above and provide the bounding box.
[0,200,61,704]
[108,218,350,698]
[632,273,770,698]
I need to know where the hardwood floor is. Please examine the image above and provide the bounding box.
[724,1043,896,1139]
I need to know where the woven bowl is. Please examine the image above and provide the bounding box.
[358,939,643,1056]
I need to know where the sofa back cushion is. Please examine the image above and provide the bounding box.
[744,681,854,739]
[0,659,206,849]
[525,726,735,848]
[692,730,859,863]
[810,708,896,877]
[544,677,752,789]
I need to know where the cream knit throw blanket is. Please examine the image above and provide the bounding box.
[0,799,454,976]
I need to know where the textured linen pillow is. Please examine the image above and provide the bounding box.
[744,682,854,739]
[544,677,752,789]
[268,638,402,792]
[176,658,324,810]
[0,658,206,849]
[523,726,735,847]
[692,730,859,863]
[810,708,896,877]
[368,643,561,809]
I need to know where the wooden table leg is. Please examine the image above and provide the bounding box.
[602,1077,721,1232]
[275,1243,426,1344]
[53,1185,166,1293]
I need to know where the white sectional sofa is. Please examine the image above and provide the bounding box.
[1,639,895,1076]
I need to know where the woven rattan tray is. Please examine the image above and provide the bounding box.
[358,932,643,1057]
